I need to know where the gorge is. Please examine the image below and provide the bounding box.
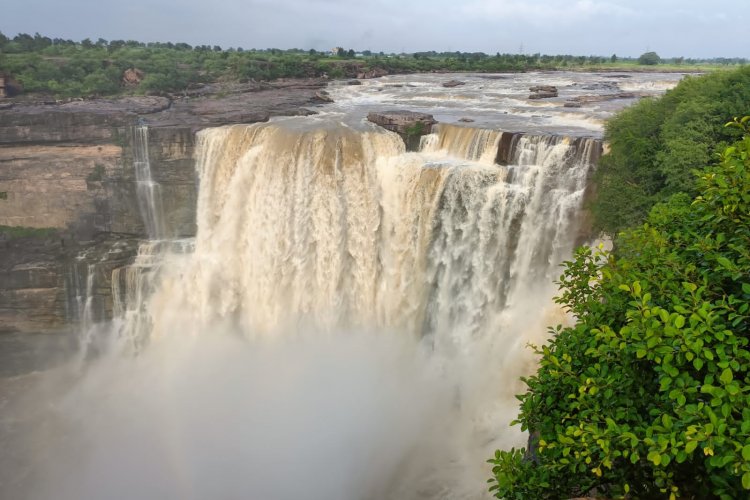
[0,71,682,499]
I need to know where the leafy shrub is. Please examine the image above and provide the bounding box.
[489,119,750,499]
[592,66,750,235]
[639,51,661,65]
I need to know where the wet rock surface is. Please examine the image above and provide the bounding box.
[367,110,437,150]
[529,85,559,99]
[565,92,638,105]
[367,110,437,135]
[442,79,466,88]
[356,68,388,79]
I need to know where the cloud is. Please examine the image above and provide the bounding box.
[459,0,636,25]
[1,0,749,57]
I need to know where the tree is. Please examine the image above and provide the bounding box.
[489,118,750,499]
[610,53,617,63]
[638,51,661,65]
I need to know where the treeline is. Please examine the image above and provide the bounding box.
[1,31,745,98]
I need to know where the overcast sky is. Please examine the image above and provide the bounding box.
[2,0,748,58]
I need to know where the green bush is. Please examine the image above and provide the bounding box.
[490,119,750,499]
[639,51,661,65]
[592,66,750,235]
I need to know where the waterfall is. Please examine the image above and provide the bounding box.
[133,125,167,239]
[421,123,503,164]
[40,119,603,500]
[127,123,599,342]
[111,238,194,351]
[65,260,97,342]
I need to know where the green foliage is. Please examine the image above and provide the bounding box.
[592,66,750,235]
[3,31,743,99]
[86,164,106,183]
[489,121,750,499]
[0,225,58,239]
[404,121,426,137]
[639,51,661,65]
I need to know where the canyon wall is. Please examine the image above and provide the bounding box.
[0,81,327,334]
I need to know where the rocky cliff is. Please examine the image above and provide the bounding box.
[0,80,328,335]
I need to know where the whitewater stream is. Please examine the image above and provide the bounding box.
[2,71,684,500]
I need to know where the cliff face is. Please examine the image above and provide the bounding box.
[0,235,66,334]
[0,80,328,334]
[0,144,123,233]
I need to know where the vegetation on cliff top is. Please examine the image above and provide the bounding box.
[0,31,745,98]
[591,65,750,236]
[0,225,58,240]
[490,120,750,498]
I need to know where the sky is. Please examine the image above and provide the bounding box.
[2,0,749,58]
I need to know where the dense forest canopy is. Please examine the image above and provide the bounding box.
[0,31,745,98]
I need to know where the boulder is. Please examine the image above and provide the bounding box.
[356,68,388,79]
[529,85,558,93]
[121,68,145,87]
[529,85,558,99]
[314,90,334,103]
[346,80,362,85]
[367,110,436,135]
[442,80,466,88]
[367,110,436,151]
[575,82,620,91]
[458,117,475,122]
[529,91,558,99]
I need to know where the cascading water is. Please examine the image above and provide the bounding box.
[133,124,167,240]
[65,260,97,346]
[30,118,602,500]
